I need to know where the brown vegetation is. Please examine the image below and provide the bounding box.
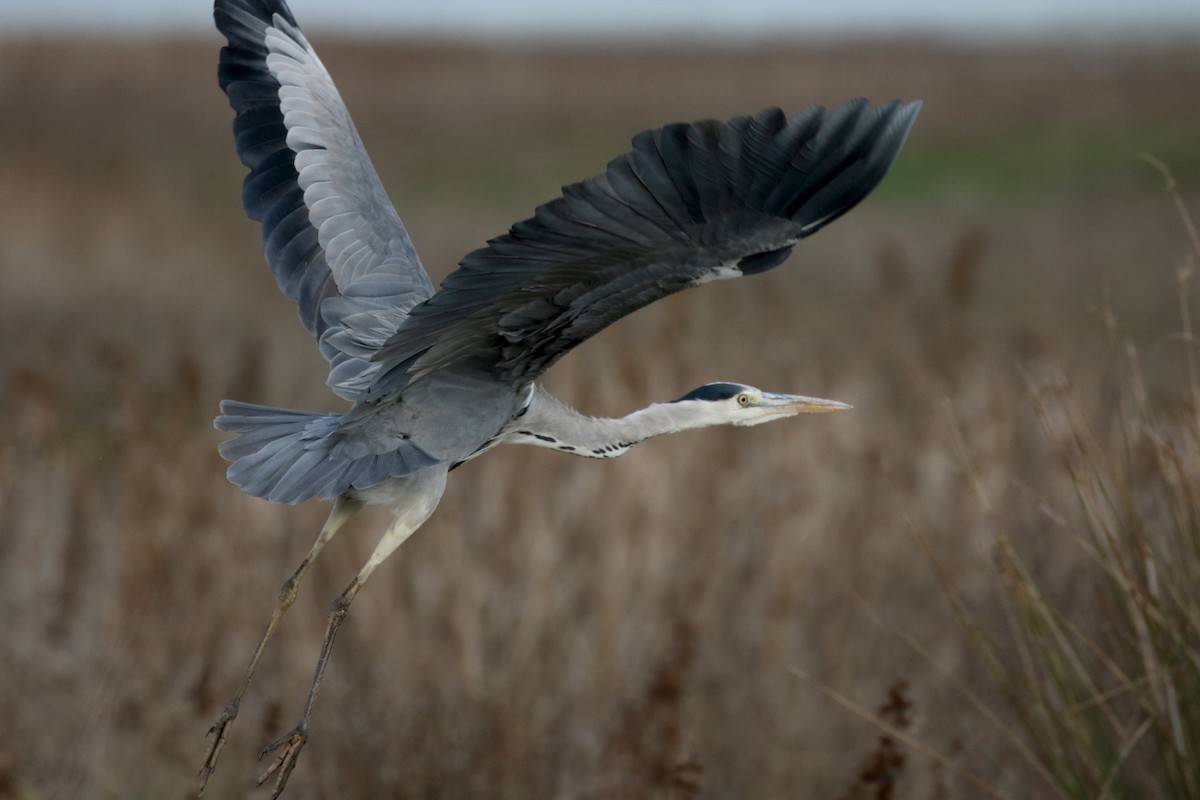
[0,33,1198,799]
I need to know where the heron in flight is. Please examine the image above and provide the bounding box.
[201,0,919,794]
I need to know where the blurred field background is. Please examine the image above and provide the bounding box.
[1,27,1200,800]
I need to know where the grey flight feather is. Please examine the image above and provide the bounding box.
[366,99,920,401]
[216,0,435,401]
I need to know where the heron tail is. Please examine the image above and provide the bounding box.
[215,400,439,504]
[213,401,344,504]
[215,400,443,504]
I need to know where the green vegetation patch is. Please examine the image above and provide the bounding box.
[879,121,1200,204]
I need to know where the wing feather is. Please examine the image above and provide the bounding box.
[367,99,919,401]
[214,0,435,401]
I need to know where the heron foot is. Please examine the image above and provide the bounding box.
[198,697,241,794]
[257,724,308,799]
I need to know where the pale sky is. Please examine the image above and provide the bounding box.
[4,0,1200,39]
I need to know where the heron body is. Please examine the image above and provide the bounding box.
[201,0,919,795]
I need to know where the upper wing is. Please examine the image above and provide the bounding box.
[215,0,435,400]
[367,99,919,401]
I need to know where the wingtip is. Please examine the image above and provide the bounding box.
[213,0,299,31]
[895,99,923,131]
[893,99,923,150]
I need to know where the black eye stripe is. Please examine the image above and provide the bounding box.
[672,383,747,403]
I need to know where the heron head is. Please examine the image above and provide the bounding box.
[670,382,851,427]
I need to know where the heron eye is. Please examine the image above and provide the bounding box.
[737,393,749,406]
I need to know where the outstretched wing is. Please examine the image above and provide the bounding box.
[367,99,920,401]
[215,0,435,400]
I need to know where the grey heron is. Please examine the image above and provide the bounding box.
[201,0,920,795]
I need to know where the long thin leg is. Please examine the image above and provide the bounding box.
[256,469,446,799]
[254,572,367,796]
[199,495,362,794]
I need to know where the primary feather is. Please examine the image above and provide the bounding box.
[216,0,435,401]
[367,99,919,401]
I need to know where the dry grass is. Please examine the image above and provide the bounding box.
[930,176,1200,799]
[0,33,1199,800]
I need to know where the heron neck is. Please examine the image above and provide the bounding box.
[508,385,714,457]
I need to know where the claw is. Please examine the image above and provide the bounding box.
[198,698,241,794]
[257,726,308,798]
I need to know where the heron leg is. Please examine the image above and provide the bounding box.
[256,472,445,799]
[255,572,365,797]
[199,495,362,794]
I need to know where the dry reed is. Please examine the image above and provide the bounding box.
[1,35,1198,800]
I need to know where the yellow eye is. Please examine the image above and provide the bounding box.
[737,393,749,406]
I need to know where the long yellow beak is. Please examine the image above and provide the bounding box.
[760,392,853,413]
